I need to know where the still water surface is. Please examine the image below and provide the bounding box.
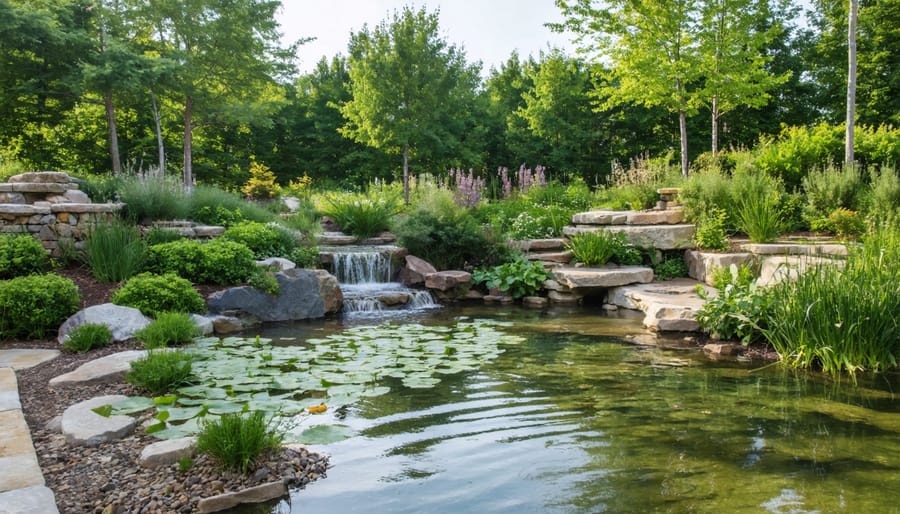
[251,306,899,514]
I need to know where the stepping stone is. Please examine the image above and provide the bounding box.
[0,368,20,412]
[0,410,45,492]
[317,232,357,245]
[61,395,136,447]
[553,266,653,290]
[606,279,708,332]
[0,349,60,371]
[564,224,696,250]
[741,243,847,257]
[0,485,59,514]
[197,481,287,513]
[49,350,147,387]
[508,238,568,251]
[140,437,197,468]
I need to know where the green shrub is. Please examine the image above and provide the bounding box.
[694,207,729,251]
[63,323,112,353]
[241,161,281,200]
[0,160,27,182]
[222,221,296,259]
[710,263,757,290]
[111,273,205,317]
[473,259,550,299]
[652,252,689,281]
[146,239,256,285]
[696,265,769,343]
[761,228,900,375]
[247,266,279,295]
[74,174,123,203]
[323,192,399,240]
[196,411,285,474]
[278,200,322,242]
[866,165,900,227]
[755,123,844,189]
[288,245,320,269]
[0,234,50,279]
[566,230,638,266]
[811,208,866,238]
[0,274,80,339]
[126,349,194,395]
[145,240,205,281]
[135,312,199,349]
[735,195,785,243]
[84,222,146,282]
[118,175,189,223]
[802,163,866,228]
[189,185,275,226]
[507,205,574,239]
[144,227,184,246]
[524,178,593,211]
[680,168,735,229]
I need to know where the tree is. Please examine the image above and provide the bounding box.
[845,0,858,164]
[340,6,479,203]
[695,0,791,154]
[553,0,700,176]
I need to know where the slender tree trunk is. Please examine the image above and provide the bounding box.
[679,110,689,176]
[151,91,165,176]
[183,95,193,191]
[845,0,858,165]
[402,144,410,205]
[104,91,122,175]
[711,95,719,156]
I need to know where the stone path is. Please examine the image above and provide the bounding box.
[0,349,61,514]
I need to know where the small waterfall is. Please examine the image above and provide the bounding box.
[326,246,440,315]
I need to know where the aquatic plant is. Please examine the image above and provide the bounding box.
[197,411,284,474]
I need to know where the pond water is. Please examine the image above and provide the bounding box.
[244,305,899,514]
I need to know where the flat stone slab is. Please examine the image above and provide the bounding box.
[0,485,59,514]
[742,243,847,257]
[7,171,71,184]
[49,202,122,213]
[0,205,51,215]
[564,224,696,250]
[0,349,60,371]
[553,266,653,290]
[49,350,147,387]
[140,437,197,468]
[757,255,844,287]
[606,279,709,332]
[317,232,357,245]
[509,238,568,251]
[61,395,136,447]
[0,183,68,193]
[524,251,573,263]
[197,481,287,513]
[0,368,20,412]
[685,251,754,285]
[571,210,631,225]
[0,410,45,492]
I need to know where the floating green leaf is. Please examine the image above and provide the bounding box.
[294,424,356,445]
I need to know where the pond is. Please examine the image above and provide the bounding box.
[236,305,900,514]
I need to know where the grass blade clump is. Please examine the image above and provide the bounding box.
[85,222,146,282]
[196,411,285,474]
[126,349,194,395]
[134,312,199,349]
[323,192,399,240]
[566,230,626,266]
[62,323,112,353]
[118,175,189,223]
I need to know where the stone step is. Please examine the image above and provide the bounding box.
[741,243,847,257]
[685,251,754,285]
[552,266,654,290]
[606,279,708,332]
[524,251,572,263]
[317,232,358,245]
[509,238,568,251]
[571,209,684,226]
[0,183,68,194]
[49,203,122,214]
[564,224,696,250]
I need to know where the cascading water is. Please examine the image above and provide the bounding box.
[327,247,440,315]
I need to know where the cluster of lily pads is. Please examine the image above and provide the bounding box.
[104,319,523,443]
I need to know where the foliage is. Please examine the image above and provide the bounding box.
[696,265,768,343]
[189,186,275,227]
[126,349,194,395]
[652,253,689,281]
[288,246,320,269]
[693,207,730,251]
[118,175,189,223]
[867,166,900,227]
[241,161,281,200]
[248,266,280,296]
[0,274,80,340]
[75,174,124,203]
[801,163,865,227]
[196,411,285,474]
[473,259,550,299]
[710,263,757,290]
[0,234,50,279]
[143,227,184,247]
[507,205,574,239]
[734,191,785,243]
[222,221,296,259]
[63,323,112,353]
[761,228,900,375]
[84,222,146,282]
[680,168,735,228]
[566,230,637,266]
[810,208,866,238]
[145,239,256,285]
[449,168,486,208]
[111,273,206,317]
[322,193,399,240]
[135,312,199,349]
[278,199,321,242]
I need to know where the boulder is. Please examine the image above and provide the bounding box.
[207,269,329,322]
[190,314,215,336]
[756,255,843,287]
[61,395,136,447]
[49,350,146,387]
[606,279,707,332]
[563,224,696,250]
[424,270,471,292]
[58,304,152,344]
[211,315,244,335]
[312,269,343,314]
[684,251,754,285]
[522,296,548,308]
[256,257,296,271]
[139,437,197,468]
[398,255,437,286]
[7,171,72,184]
[197,482,287,513]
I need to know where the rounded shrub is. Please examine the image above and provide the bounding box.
[199,239,256,284]
[145,239,205,281]
[111,272,206,317]
[134,312,199,349]
[0,234,51,279]
[221,221,296,259]
[62,323,112,353]
[0,274,80,340]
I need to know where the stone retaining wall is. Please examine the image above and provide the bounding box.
[0,172,122,255]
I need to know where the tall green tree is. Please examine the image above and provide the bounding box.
[553,0,700,176]
[340,6,479,203]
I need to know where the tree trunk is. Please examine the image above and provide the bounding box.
[402,144,410,205]
[151,91,165,176]
[679,110,689,176]
[711,95,719,156]
[845,0,858,165]
[183,95,193,192]
[104,91,121,175]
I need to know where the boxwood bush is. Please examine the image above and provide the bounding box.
[0,234,51,279]
[145,239,256,285]
[221,221,296,259]
[0,274,80,339]
[111,272,206,317]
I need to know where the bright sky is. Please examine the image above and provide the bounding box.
[276,0,576,75]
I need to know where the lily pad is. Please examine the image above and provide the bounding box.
[294,424,356,445]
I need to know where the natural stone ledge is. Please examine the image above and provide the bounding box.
[0,183,68,193]
[741,243,847,257]
[553,266,654,290]
[7,171,72,184]
[49,203,123,214]
[0,205,51,215]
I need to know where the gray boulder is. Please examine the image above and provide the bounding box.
[399,255,437,286]
[57,304,152,344]
[61,395,136,447]
[207,268,332,322]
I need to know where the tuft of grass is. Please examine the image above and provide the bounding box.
[118,175,189,223]
[323,192,399,240]
[196,411,285,474]
[134,312,199,349]
[126,349,194,395]
[189,185,275,226]
[84,222,146,282]
[735,195,785,243]
[63,323,112,353]
[566,231,621,266]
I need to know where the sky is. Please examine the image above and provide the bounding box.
[275,0,577,75]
